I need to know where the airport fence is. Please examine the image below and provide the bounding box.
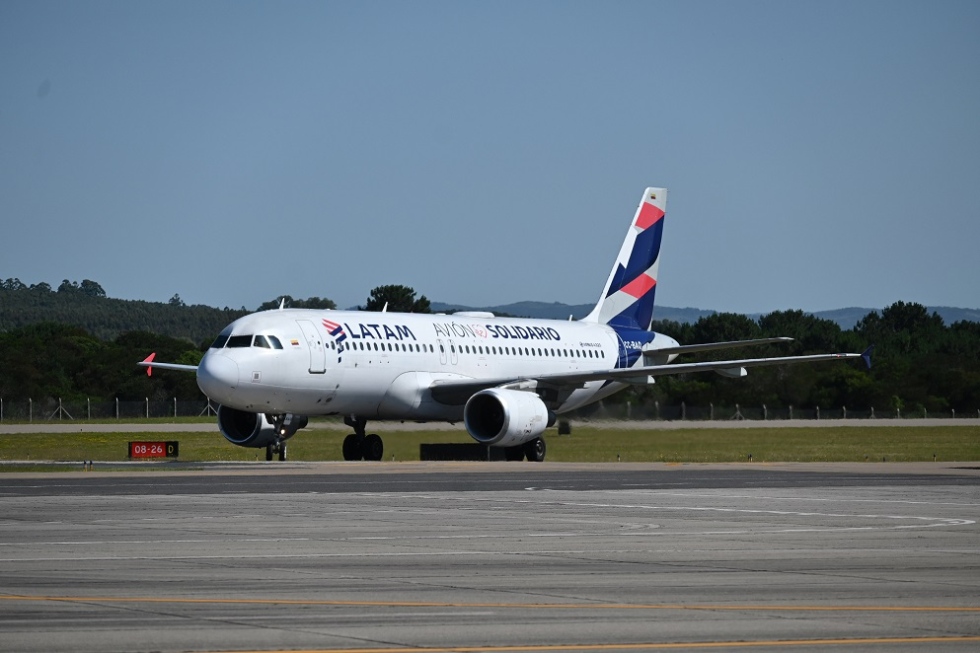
[0,397,977,424]
[0,397,216,422]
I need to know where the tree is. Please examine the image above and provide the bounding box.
[361,285,431,313]
[79,279,106,298]
[169,294,185,307]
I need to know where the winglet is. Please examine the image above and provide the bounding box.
[861,345,874,370]
[142,353,156,377]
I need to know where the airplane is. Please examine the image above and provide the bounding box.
[140,187,870,462]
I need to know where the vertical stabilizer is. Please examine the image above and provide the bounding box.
[582,187,667,330]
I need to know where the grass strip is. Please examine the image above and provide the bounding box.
[1,425,978,467]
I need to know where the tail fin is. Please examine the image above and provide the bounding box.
[583,187,667,330]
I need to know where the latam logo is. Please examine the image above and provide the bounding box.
[322,319,348,343]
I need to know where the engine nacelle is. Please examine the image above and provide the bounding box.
[463,388,550,447]
[216,406,307,448]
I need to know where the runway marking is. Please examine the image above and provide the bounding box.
[2,594,979,612]
[194,636,980,652]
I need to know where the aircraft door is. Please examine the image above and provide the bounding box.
[437,339,447,365]
[297,320,326,374]
[449,339,459,365]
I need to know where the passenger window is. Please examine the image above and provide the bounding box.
[227,335,252,348]
[210,334,229,349]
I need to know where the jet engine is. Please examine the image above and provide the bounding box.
[463,388,551,447]
[216,406,307,448]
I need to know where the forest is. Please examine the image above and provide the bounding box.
[1,279,978,415]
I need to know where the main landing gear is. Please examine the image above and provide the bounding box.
[342,415,384,461]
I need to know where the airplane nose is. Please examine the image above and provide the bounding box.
[197,353,240,400]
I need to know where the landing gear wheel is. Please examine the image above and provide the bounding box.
[524,437,546,462]
[504,446,525,461]
[363,433,384,461]
[278,443,287,462]
[266,445,274,462]
[342,433,363,461]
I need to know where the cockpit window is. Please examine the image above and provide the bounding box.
[268,336,283,349]
[253,335,271,349]
[227,335,253,348]
[210,334,229,349]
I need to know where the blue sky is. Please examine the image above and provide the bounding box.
[2,1,978,314]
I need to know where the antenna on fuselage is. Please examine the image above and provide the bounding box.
[382,302,388,313]
[278,298,285,310]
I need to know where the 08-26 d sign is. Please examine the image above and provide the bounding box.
[128,441,179,458]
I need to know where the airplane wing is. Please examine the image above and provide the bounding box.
[429,348,871,406]
[644,336,793,357]
[137,353,198,377]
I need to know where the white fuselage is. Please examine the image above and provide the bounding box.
[196,309,671,422]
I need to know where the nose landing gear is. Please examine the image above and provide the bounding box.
[265,441,287,462]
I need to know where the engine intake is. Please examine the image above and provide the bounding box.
[464,388,550,447]
[216,406,305,448]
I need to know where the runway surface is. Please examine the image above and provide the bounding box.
[1,463,979,652]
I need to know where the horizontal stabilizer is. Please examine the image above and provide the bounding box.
[138,353,198,377]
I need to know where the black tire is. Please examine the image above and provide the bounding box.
[363,433,384,461]
[265,445,274,462]
[278,443,287,462]
[342,433,362,461]
[523,437,546,462]
[504,446,525,461]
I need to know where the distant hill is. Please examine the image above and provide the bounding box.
[807,306,980,330]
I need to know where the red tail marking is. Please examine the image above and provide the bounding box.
[635,202,665,230]
[143,353,156,377]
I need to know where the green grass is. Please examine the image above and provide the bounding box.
[1,425,978,467]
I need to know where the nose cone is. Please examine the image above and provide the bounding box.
[197,352,240,401]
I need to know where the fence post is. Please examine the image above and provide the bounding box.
[1,397,3,422]
[762,404,767,420]
[29,398,32,423]
[681,402,686,420]
[115,397,119,419]
[87,398,91,420]
[816,405,820,420]
[870,406,875,419]
[843,406,847,419]
[145,397,149,419]
[710,403,714,420]
[626,401,631,419]
[655,401,660,420]
[174,397,177,419]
